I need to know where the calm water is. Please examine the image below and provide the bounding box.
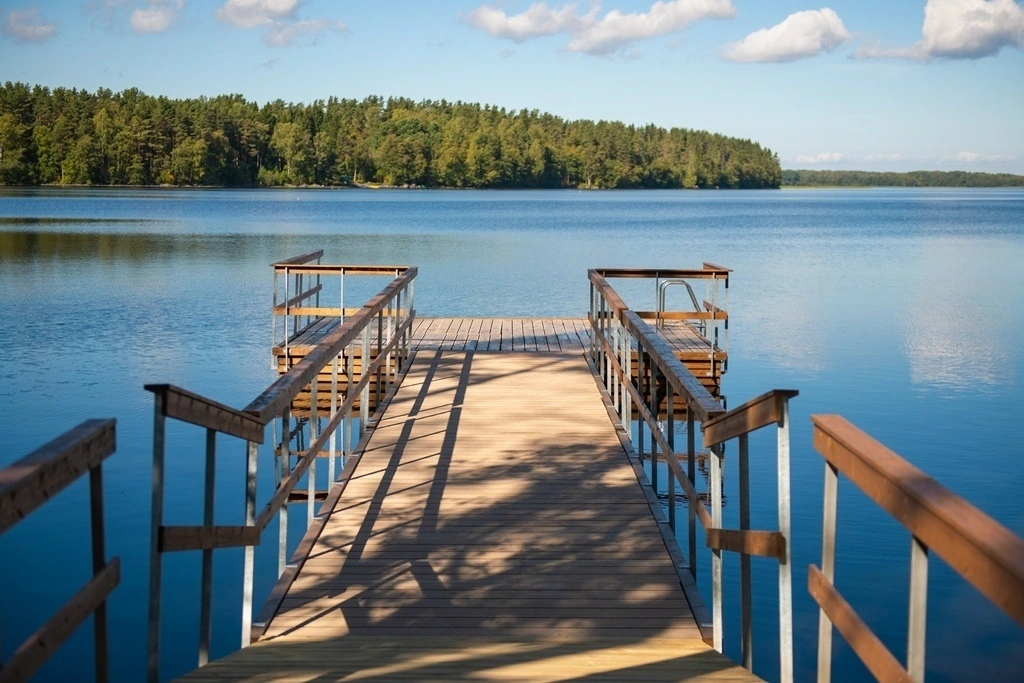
[1,187,1022,681]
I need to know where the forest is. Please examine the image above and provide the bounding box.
[0,82,781,190]
[782,169,1024,187]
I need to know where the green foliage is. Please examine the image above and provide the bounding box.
[0,82,782,189]
[782,169,1024,188]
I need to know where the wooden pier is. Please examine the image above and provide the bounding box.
[180,350,753,681]
[6,252,1023,683]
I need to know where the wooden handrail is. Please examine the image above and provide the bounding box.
[588,270,722,422]
[270,250,324,267]
[0,420,119,683]
[144,384,265,444]
[0,419,116,534]
[812,415,1024,626]
[595,267,731,279]
[703,389,799,447]
[274,264,409,275]
[247,267,417,423]
[623,311,723,423]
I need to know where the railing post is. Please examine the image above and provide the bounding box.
[650,367,659,496]
[278,410,289,577]
[637,347,645,461]
[711,444,723,652]
[817,460,839,683]
[198,428,216,667]
[778,398,793,683]
[89,462,109,683]
[147,392,166,683]
[666,381,675,531]
[329,354,339,484]
[283,266,291,365]
[739,432,752,671]
[360,325,370,440]
[687,403,696,579]
[240,439,258,648]
[908,538,929,682]
[345,341,354,458]
[308,376,318,527]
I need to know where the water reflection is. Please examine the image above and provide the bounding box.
[902,240,1019,392]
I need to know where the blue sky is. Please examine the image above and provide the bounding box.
[2,0,1022,172]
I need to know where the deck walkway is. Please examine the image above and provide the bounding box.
[181,351,757,681]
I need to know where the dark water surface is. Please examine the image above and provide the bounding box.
[1,187,1022,681]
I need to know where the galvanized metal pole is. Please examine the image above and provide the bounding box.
[817,461,839,683]
[240,440,258,648]
[278,410,289,577]
[89,462,109,683]
[147,395,166,683]
[711,444,723,652]
[308,377,318,527]
[777,400,793,683]
[198,428,216,667]
[637,348,645,461]
[667,383,675,531]
[650,367,659,496]
[739,432,752,671]
[361,325,370,440]
[687,407,696,579]
[329,354,339,484]
[907,538,929,682]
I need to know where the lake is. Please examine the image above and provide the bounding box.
[1,187,1022,681]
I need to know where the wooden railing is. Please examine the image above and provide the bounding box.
[588,269,795,682]
[145,265,416,682]
[704,390,797,681]
[0,420,119,683]
[810,415,1024,683]
[271,250,411,367]
[595,264,730,386]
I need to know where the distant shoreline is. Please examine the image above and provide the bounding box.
[781,168,1024,188]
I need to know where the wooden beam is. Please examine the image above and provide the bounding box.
[706,528,785,560]
[0,420,115,534]
[0,559,120,683]
[594,268,729,279]
[246,269,416,422]
[812,415,1024,627]
[808,565,911,683]
[270,250,324,267]
[144,384,264,444]
[159,524,260,552]
[703,389,798,447]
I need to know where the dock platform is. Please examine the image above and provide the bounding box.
[179,350,755,681]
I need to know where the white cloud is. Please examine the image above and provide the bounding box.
[217,0,299,28]
[217,0,343,47]
[856,0,1024,60]
[794,152,845,164]
[943,151,1016,163]
[569,0,736,55]
[466,2,594,42]
[865,153,909,163]
[465,0,735,55]
[3,7,56,42]
[131,0,184,34]
[723,8,851,63]
[265,18,344,46]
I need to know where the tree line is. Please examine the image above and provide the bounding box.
[782,169,1024,188]
[0,82,781,190]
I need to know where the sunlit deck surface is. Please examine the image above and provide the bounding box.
[274,316,724,395]
[180,351,756,681]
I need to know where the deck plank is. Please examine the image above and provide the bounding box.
[183,349,753,681]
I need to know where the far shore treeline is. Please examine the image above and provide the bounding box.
[0,82,781,189]
[783,169,1024,188]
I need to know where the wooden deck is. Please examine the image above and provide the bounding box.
[181,351,757,681]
